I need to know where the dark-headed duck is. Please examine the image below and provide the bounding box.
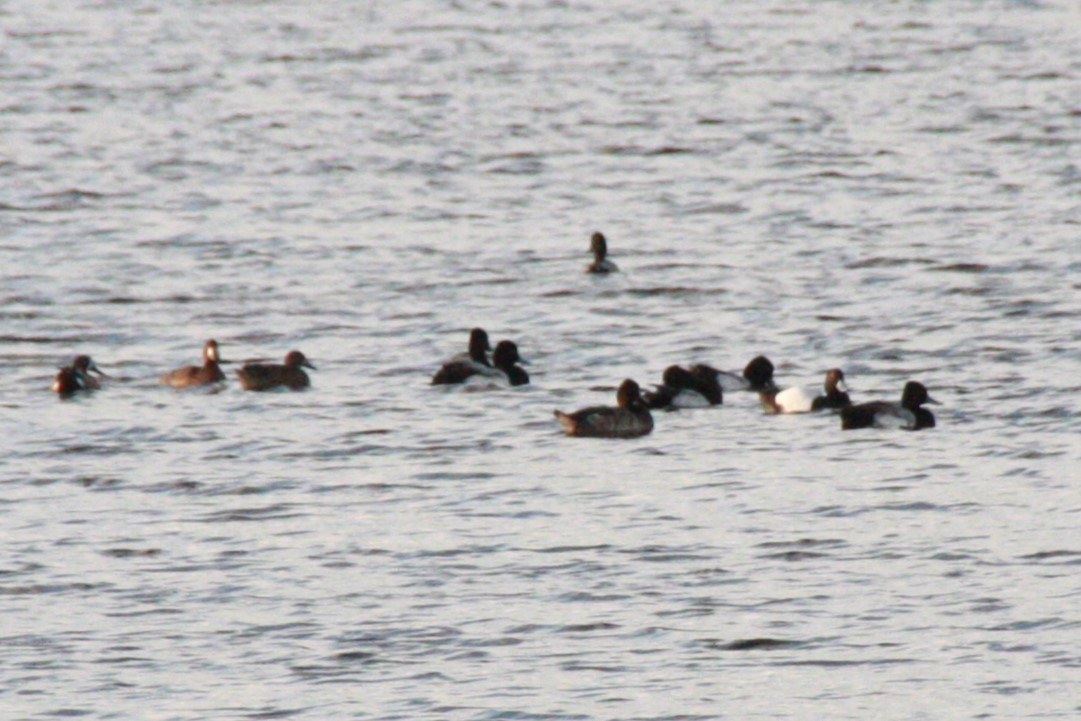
[492,340,529,387]
[644,364,723,409]
[236,350,315,391]
[840,381,939,431]
[716,355,778,393]
[433,339,529,387]
[161,339,226,388]
[761,368,851,414]
[431,328,492,384]
[554,379,653,438]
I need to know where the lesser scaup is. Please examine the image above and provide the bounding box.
[644,364,723,409]
[431,327,492,385]
[236,350,315,391]
[716,355,778,393]
[840,381,939,430]
[554,379,653,438]
[161,339,227,388]
[491,340,530,386]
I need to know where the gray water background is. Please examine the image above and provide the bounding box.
[2,1,1080,719]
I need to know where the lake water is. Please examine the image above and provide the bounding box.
[2,1,1080,719]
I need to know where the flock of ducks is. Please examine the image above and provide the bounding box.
[50,232,940,438]
[423,332,936,438]
[52,343,317,395]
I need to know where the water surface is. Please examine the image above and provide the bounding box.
[2,1,1080,719]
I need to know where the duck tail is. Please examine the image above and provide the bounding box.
[553,410,576,435]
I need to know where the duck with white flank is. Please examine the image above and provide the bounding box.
[714,355,778,394]
[644,364,724,410]
[431,328,492,385]
[840,381,939,430]
[761,368,851,414]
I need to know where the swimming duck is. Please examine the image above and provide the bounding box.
[761,368,851,414]
[457,328,493,367]
[433,339,529,387]
[840,381,939,430]
[644,364,723,409]
[431,328,492,384]
[236,350,315,391]
[644,365,696,409]
[716,355,778,393]
[161,339,226,388]
[51,355,107,396]
[585,231,618,274]
[688,364,724,404]
[492,340,530,386]
[554,379,653,438]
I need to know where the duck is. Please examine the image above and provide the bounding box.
[433,339,529,387]
[644,364,723,409]
[585,231,618,274]
[431,327,492,384]
[236,350,315,391]
[716,355,778,393]
[554,379,653,438]
[455,328,493,367]
[761,368,851,414]
[840,381,939,430]
[491,340,530,386]
[51,355,107,396]
[161,339,226,388]
[687,364,725,404]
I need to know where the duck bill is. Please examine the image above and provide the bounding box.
[89,364,109,378]
[924,395,941,405]
[302,361,317,370]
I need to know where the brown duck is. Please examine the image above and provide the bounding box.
[161,339,226,388]
[585,231,619,274]
[554,379,653,438]
[236,350,315,391]
[52,355,107,396]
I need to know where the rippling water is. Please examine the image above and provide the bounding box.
[3,1,1081,719]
